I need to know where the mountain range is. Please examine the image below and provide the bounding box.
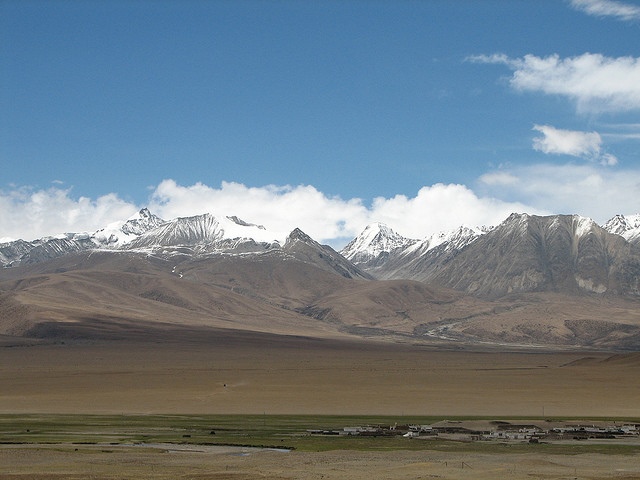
[1,209,640,349]
[342,213,640,298]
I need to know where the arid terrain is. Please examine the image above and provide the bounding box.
[2,443,640,480]
[2,332,640,416]
[2,213,640,478]
[1,333,640,478]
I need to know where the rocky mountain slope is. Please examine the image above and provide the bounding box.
[426,213,640,298]
[2,209,640,349]
[344,213,640,299]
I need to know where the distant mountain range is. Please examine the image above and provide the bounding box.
[341,213,640,298]
[1,210,640,349]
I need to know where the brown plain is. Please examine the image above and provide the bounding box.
[2,334,640,478]
[2,333,640,416]
[2,444,640,480]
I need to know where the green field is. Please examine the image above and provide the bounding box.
[1,414,639,455]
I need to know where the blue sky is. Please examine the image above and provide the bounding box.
[2,0,640,245]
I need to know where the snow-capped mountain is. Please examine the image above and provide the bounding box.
[423,213,640,297]
[402,224,491,259]
[0,208,165,267]
[0,234,97,267]
[127,213,285,253]
[380,225,491,282]
[0,209,288,267]
[3,209,640,301]
[340,223,417,268]
[3,210,640,349]
[92,208,165,247]
[342,222,491,278]
[341,213,640,298]
[604,214,640,245]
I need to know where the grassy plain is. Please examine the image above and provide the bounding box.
[2,413,640,454]
[2,413,640,479]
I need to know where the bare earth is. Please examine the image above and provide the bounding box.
[1,334,640,478]
[1,335,639,416]
[1,444,640,480]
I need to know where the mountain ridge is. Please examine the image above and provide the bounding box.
[346,213,640,298]
[2,209,640,349]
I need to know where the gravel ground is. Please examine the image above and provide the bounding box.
[1,444,640,480]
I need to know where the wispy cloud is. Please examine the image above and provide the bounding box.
[532,124,618,166]
[479,163,640,221]
[599,123,640,140]
[570,0,640,21]
[470,53,640,114]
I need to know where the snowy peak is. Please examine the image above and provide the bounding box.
[604,214,640,244]
[125,212,285,251]
[495,212,532,236]
[92,208,165,247]
[424,224,491,253]
[497,213,601,240]
[129,213,223,248]
[285,227,314,246]
[340,223,416,266]
[121,208,165,236]
[0,209,286,267]
[0,234,95,267]
[420,212,638,298]
[226,215,266,230]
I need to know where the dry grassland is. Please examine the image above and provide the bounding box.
[1,335,640,416]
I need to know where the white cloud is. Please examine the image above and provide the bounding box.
[148,179,369,243]
[471,53,640,114]
[148,180,531,243]
[570,0,640,21]
[368,184,536,237]
[479,163,640,222]
[0,180,539,246]
[3,171,639,248]
[466,53,511,65]
[477,171,520,186]
[532,125,602,156]
[600,153,619,166]
[600,123,640,140]
[531,124,618,165]
[0,186,138,241]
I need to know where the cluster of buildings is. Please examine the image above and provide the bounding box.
[308,420,640,443]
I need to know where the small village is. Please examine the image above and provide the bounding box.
[309,419,640,444]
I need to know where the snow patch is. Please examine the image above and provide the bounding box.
[573,215,597,238]
[575,275,607,294]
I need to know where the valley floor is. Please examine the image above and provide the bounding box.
[2,332,640,478]
[2,443,640,480]
[1,332,639,417]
